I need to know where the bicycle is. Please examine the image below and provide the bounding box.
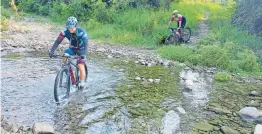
[51,54,88,103]
[165,27,191,45]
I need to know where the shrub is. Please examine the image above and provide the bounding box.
[158,45,194,62]
[214,72,232,82]
[197,45,230,69]
[1,17,8,31]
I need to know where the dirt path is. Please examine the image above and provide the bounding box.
[190,13,209,44]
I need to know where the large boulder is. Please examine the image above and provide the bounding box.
[32,123,54,134]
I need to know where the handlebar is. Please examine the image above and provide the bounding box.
[169,27,180,30]
[50,54,79,59]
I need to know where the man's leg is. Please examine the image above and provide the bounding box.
[63,48,74,63]
[77,48,87,88]
[78,56,86,81]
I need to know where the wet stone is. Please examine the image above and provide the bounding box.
[32,122,54,134]
[147,63,152,67]
[194,122,214,132]
[221,126,240,134]
[179,63,186,67]
[154,79,160,84]
[239,107,260,120]
[250,91,261,96]
[208,107,231,115]
[176,107,186,114]
[119,69,124,72]
[213,126,220,131]
[148,79,154,83]
[107,55,113,59]
[135,77,141,81]
[163,61,170,67]
[184,67,190,70]
[246,101,260,107]
[161,110,180,134]
[183,87,192,92]
[254,124,262,134]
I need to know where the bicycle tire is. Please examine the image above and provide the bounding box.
[75,63,88,90]
[54,67,70,102]
[183,27,191,42]
[165,34,175,45]
[84,63,88,81]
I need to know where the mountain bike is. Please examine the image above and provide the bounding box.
[165,27,191,45]
[51,54,88,103]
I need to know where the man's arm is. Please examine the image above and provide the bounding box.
[49,32,65,56]
[168,15,175,28]
[83,39,88,55]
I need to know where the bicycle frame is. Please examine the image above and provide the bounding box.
[59,55,80,85]
[66,58,79,84]
[166,27,191,44]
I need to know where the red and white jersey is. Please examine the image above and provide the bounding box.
[171,14,183,22]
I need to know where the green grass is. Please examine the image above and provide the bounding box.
[6,53,24,59]
[208,9,262,59]
[158,2,262,75]
[214,72,232,82]
[1,17,8,31]
[83,2,217,46]
[158,45,194,63]
[158,42,261,73]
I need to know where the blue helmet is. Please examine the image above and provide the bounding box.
[66,16,77,28]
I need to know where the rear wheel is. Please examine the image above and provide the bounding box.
[183,27,191,42]
[75,63,88,90]
[84,63,88,81]
[54,67,70,103]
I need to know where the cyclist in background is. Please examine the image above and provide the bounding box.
[168,10,187,41]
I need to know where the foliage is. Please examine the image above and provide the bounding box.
[214,72,232,82]
[1,17,8,31]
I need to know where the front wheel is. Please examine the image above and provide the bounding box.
[165,34,179,45]
[54,67,71,103]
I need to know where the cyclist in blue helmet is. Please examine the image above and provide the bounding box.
[49,16,88,89]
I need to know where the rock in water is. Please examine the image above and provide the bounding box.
[221,126,240,134]
[148,79,154,83]
[107,55,113,59]
[176,107,186,114]
[194,122,214,132]
[250,91,261,96]
[254,124,262,134]
[161,110,180,134]
[154,79,160,84]
[239,107,260,121]
[32,123,54,134]
[135,77,141,81]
